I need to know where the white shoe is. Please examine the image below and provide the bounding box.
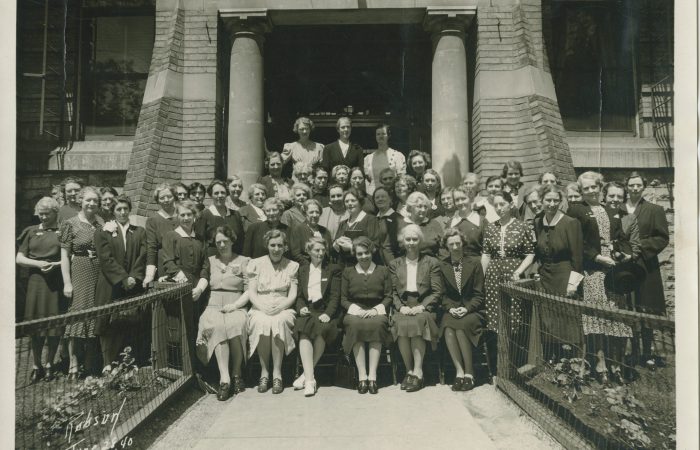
[304,379,317,397]
[293,374,305,390]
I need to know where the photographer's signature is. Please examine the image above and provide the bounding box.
[64,397,134,449]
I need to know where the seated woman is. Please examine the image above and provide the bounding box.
[196,225,250,401]
[293,237,343,397]
[439,228,487,391]
[340,237,393,395]
[288,199,332,264]
[388,224,442,393]
[246,229,299,394]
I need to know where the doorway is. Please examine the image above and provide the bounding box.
[263,24,432,156]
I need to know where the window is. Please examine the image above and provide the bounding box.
[548,1,636,132]
[83,15,154,137]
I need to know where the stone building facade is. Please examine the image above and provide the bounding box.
[16,0,674,221]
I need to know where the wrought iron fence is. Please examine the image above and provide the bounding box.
[15,283,193,449]
[496,280,675,450]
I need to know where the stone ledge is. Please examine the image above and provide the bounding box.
[48,140,133,171]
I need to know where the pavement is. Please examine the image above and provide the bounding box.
[150,383,498,450]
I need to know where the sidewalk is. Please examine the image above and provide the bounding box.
[151,384,497,450]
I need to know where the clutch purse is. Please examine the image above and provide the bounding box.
[334,352,357,390]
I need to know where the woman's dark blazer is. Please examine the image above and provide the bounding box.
[238,204,265,232]
[388,255,442,312]
[567,204,626,272]
[296,262,343,318]
[439,256,486,315]
[94,224,147,333]
[321,140,364,173]
[377,210,401,265]
[288,222,333,264]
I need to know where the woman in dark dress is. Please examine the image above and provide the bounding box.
[288,199,332,264]
[57,176,84,224]
[160,200,210,373]
[293,237,342,397]
[143,183,178,287]
[16,197,64,382]
[238,183,268,231]
[60,186,105,379]
[196,179,245,256]
[373,186,400,265]
[341,237,393,394]
[448,186,487,261]
[439,228,487,392]
[624,172,669,361]
[280,183,311,227]
[501,160,525,214]
[396,191,443,258]
[258,152,292,207]
[243,197,288,259]
[389,224,442,393]
[333,188,382,267]
[534,185,584,356]
[94,195,147,370]
[572,171,633,384]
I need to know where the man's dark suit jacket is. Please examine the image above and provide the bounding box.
[321,140,364,172]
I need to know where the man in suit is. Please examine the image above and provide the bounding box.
[624,171,670,360]
[321,117,364,173]
[94,195,147,371]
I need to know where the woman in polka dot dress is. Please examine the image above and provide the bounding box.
[481,191,535,333]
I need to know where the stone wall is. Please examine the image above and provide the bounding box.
[471,0,577,186]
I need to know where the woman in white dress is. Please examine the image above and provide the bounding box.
[247,229,299,394]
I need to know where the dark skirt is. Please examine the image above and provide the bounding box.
[391,311,438,346]
[24,268,65,336]
[294,310,339,344]
[538,261,584,345]
[342,314,392,354]
[439,311,485,347]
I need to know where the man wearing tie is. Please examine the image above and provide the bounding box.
[321,117,364,173]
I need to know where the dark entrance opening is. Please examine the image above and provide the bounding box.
[264,24,432,156]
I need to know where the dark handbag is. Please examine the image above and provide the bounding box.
[334,352,357,390]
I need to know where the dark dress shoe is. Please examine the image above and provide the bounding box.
[400,374,410,390]
[271,378,284,394]
[217,383,231,401]
[257,376,270,393]
[461,376,475,392]
[451,377,464,392]
[44,366,55,382]
[406,377,424,392]
[368,380,378,394]
[233,376,245,394]
[30,367,45,383]
[357,380,369,394]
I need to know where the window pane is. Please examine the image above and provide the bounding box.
[85,15,153,137]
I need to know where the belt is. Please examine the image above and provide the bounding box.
[210,289,243,293]
[73,249,97,258]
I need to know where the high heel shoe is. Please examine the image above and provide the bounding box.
[357,380,368,394]
[368,380,378,395]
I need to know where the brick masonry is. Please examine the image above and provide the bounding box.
[472,0,576,186]
[123,3,220,216]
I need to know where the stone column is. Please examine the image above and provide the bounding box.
[425,8,475,188]
[222,10,271,190]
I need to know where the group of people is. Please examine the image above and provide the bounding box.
[17,115,669,402]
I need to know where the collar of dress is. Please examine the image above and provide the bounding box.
[543,211,564,227]
[347,210,367,227]
[208,204,230,217]
[355,262,376,275]
[174,226,195,238]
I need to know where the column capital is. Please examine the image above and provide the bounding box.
[423,6,476,35]
[220,8,272,39]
